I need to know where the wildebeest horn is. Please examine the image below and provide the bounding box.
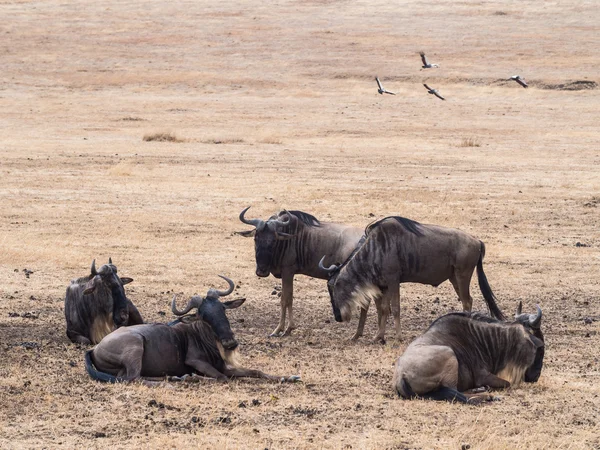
[90,259,98,276]
[239,206,264,228]
[171,294,198,316]
[529,305,542,328]
[215,275,235,297]
[515,301,523,316]
[278,209,291,224]
[108,257,113,264]
[319,256,340,272]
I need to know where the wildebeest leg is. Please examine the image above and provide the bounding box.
[478,372,511,390]
[391,284,401,338]
[450,271,473,312]
[223,366,300,383]
[351,303,369,341]
[373,295,390,343]
[127,301,144,325]
[66,330,92,345]
[185,358,228,381]
[282,273,296,336]
[270,273,292,337]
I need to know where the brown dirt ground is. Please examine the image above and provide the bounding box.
[1,0,599,448]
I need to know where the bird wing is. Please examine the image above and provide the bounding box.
[420,52,428,66]
[384,89,396,95]
[423,83,431,90]
[376,77,383,90]
[517,78,528,88]
[434,91,445,100]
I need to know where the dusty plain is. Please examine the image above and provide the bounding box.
[1,0,599,448]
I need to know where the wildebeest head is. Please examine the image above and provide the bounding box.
[83,259,133,327]
[238,206,295,277]
[514,302,545,382]
[171,275,245,350]
[320,235,378,323]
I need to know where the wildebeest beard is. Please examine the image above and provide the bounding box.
[525,328,545,382]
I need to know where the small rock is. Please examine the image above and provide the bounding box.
[462,445,471,450]
[271,290,277,296]
[253,428,260,433]
[93,432,106,438]
[157,311,166,316]
[252,399,261,406]
[238,401,247,408]
[69,361,77,367]
[8,312,19,318]
[584,317,593,325]
[368,213,375,217]
[148,399,158,407]
[324,319,330,324]
[585,333,591,338]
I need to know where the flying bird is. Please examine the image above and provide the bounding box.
[423,83,445,100]
[509,75,528,88]
[375,77,396,95]
[420,52,439,69]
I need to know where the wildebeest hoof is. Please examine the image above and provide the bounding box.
[373,337,386,345]
[282,327,295,336]
[269,330,283,337]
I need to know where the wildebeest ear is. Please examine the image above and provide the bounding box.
[120,277,134,285]
[530,335,544,349]
[223,298,246,309]
[82,277,99,295]
[235,230,256,238]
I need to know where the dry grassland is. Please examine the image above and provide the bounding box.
[1,0,599,448]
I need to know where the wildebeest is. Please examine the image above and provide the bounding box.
[392,303,544,404]
[65,259,143,345]
[85,276,300,383]
[321,216,505,342]
[238,207,370,338]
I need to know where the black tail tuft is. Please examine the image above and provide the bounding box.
[85,350,123,383]
[476,241,505,321]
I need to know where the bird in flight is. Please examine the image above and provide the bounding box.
[423,83,445,100]
[375,77,396,95]
[509,75,528,88]
[420,52,439,69]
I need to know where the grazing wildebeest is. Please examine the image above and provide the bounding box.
[238,207,371,338]
[64,259,143,345]
[85,276,300,384]
[322,216,505,342]
[392,303,544,404]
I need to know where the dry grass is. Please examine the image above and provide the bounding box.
[143,132,184,142]
[459,137,481,147]
[1,0,600,448]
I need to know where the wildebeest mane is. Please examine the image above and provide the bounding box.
[286,210,321,227]
[427,311,501,330]
[188,317,224,368]
[366,216,423,237]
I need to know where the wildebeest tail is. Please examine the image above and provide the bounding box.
[476,241,505,321]
[422,386,469,404]
[85,350,123,383]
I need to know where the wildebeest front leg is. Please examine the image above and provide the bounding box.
[185,358,228,381]
[281,272,296,336]
[270,278,290,337]
[391,284,401,338]
[223,366,300,383]
[478,372,511,390]
[351,303,369,341]
[373,294,390,344]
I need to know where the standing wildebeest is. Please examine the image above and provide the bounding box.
[238,207,370,337]
[322,216,505,342]
[85,276,300,383]
[65,259,143,345]
[392,303,544,404]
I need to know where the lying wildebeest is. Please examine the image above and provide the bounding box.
[85,276,300,383]
[392,303,544,404]
[65,259,143,345]
[321,216,505,342]
[238,207,375,338]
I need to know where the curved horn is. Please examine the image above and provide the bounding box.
[529,305,542,328]
[319,256,340,273]
[171,294,195,316]
[278,209,291,224]
[515,301,523,316]
[239,206,264,228]
[90,259,98,276]
[215,275,235,297]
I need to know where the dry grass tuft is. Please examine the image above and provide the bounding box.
[119,116,145,121]
[459,137,481,147]
[143,132,184,143]
[493,10,508,15]
[201,137,245,145]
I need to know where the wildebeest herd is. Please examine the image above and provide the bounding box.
[66,208,544,404]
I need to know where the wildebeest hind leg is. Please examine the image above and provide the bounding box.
[390,285,401,338]
[116,345,144,381]
[450,271,473,312]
